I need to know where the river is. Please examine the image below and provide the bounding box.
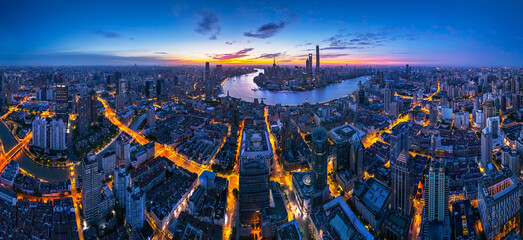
[0,113,146,182]
[221,69,369,105]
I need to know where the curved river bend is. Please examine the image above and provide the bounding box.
[0,113,146,182]
[221,69,369,106]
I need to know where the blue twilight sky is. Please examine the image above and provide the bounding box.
[0,0,522,66]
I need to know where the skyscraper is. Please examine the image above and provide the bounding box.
[239,155,269,226]
[391,151,412,216]
[315,45,320,71]
[315,45,320,82]
[384,82,394,113]
[115,134,131,167]
[350,134,365,180]
[117,78,127,95]
[82,152,102,225]
[156,78,166,99]
[145,80,154,99]
[423,166,449,222]
[390,127,409,162]
[88,90,98,125]
[486,116,500,138]
[483,97,496,128]
[311,127,328,191]
[147,105,155,129]
[126,185,145,230]
[76,93,91,136]
[55,84,68,121]
[114,166,130,207]
[32,117,47,149]
[49,118,66,151]
[481,127,493,170]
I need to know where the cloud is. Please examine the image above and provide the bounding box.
[244,21,286,39]
[194,9,221,40]
[212,48,254,60]
[225,41,235,45]
[93,30,123,39]
[154,52,168,54]
[255,53,282,59]
[321,53,351,58]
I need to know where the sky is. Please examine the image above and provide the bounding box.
[0,0,522,66]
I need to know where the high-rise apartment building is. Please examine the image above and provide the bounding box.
[32,117,47,149]
[481,128,493,171]
[423,166,449,222]
[49,118,66,151]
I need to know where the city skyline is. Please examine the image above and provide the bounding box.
[1,0,522,66]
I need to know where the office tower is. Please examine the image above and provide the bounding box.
[330,124,365,179]
[82,152,102,225]
[205,62,210,81]
[513,93,520,110]
[55,84,68,121]
[478,168,523,239]
[483,97,496,128]
[126,186,146,230]
[115,93,125,111]
[117,78,127,95]
[481,128,493,170]
[215,64,223,79]
[306,53,313,76]
[49,118,66,151]
[280,112,293,152]
[239,155,270,226]
[350,134,364,179]
[486,116,500,138]
[115,134,131,167]
[32,117,47,149]
[391,151,412,216]
[429,104,438,124]
[312,127,328,191]
[384,82,394,113]
[315,45,320,71]
[156,78,166,99]
[145,80,154,99]
[88,90,98,124]
[305,58,310,76]
[501,94,507,112]
[406,64,411,76]
[423,166,449,222]
[114,166,130,207]
[76,93,91,135]
[147,105,155,129]
[390,127,409,162]
[315,45,320,82]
